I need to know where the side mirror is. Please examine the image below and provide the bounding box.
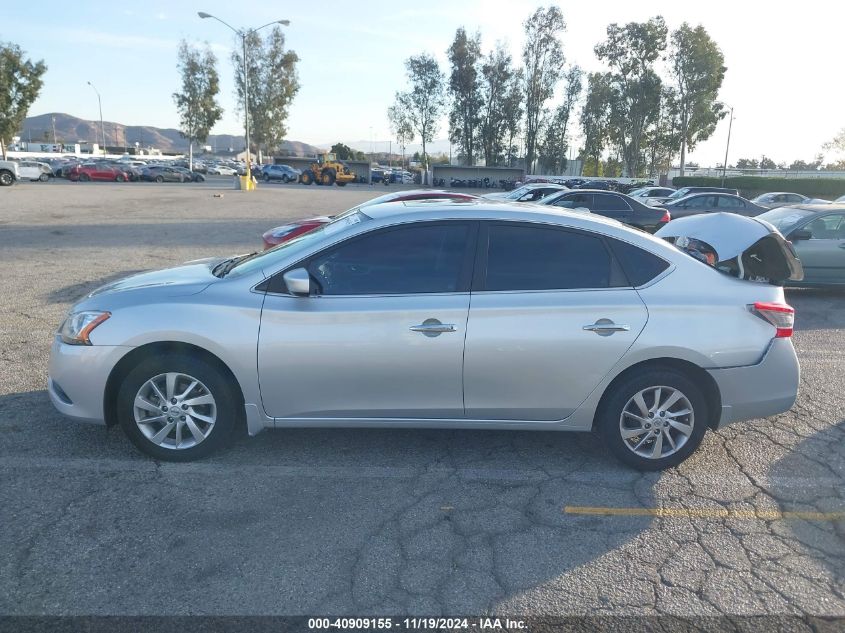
[283,268,312,296]
[790,229,812,241]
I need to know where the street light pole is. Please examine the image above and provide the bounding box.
[721,106,734,187]
[198,12,290,190]
[87,81,106,156]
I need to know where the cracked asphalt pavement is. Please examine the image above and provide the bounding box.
[1,181,843,617]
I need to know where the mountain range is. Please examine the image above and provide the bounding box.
[19,113,324,157]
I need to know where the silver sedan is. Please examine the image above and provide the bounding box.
[48,201,801,470]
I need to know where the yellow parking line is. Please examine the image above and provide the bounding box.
[563,506,843,521]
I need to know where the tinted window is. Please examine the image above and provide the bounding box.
[607,239,670,286]
[484,224,612,291]
[308,223,469,295]
[805,214,845,239]
[716,196,745,209]
[552,193,592,209]
[682,195,712,209]
[592,194,631,212]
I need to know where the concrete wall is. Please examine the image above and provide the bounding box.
[274,156,371,183]
[432,165,524,185]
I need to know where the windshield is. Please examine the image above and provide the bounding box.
[504,185,533,200]
[666,188,691,200]
[226,210,371,278]
[756,207,815,234]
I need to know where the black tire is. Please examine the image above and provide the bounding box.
[263,173,270,182]
[39,173,49,182]
[282,175,289,183]
[155,175,164,183]
[115,174,125,182]
[597,368,708,471]
[321,169,336,186]
[300,170,314,185]
[79,173,90,182]
[0,170,12,186]
[336,182,347,187]
[116,352,240,462]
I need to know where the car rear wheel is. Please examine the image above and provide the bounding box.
[598,369,708,471]
[116,353,240,461]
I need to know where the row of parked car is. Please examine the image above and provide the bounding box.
[0,156,310,185]
[258,185,845,287]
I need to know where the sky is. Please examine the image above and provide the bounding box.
[4,0,844,166]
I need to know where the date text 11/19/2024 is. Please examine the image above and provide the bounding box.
[308,618,527,630]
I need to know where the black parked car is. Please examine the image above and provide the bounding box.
[539,189,670,233]
[660,193,767,219]
[140,166,188,183]
[172,166,205,182]
[646,186,739,206]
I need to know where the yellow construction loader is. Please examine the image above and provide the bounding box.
[299,153,356,186]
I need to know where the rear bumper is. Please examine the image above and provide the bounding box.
[707,338,800,428]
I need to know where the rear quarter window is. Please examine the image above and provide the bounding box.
[607,238,670,286]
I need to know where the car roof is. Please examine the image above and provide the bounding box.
[553,188,623,195]
[362,198,619,226]
[778,203,845,212]
[354,198,685,258]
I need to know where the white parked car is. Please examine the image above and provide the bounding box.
[18,161,53,182]
[208,165,237,176]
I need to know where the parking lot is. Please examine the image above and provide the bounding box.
[1,182,843,618]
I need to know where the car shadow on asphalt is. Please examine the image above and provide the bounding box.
[4,389,667,614]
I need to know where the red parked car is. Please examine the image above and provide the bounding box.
[68,162,130,182]
[261,190,478,249]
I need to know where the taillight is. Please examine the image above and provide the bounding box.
[659,210,671,223]
[752,302,794,338]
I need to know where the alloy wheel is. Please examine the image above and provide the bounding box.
[133,372,217,450]
[619,386,694,460]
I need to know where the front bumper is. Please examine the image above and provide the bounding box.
[707,338,800,428]
[47,336,133,424]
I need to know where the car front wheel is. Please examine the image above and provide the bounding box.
[598,369,708,471]
[116,353,240,461]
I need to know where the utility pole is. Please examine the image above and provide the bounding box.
[87,82,106,156]
[721,106,734,187]
[198,12,290,188]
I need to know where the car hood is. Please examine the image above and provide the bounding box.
[656,213,803,283]
[87,258,226,298]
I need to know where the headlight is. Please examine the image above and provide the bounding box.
[59,311,111,345]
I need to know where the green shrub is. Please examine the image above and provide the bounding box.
[671,176,845,199]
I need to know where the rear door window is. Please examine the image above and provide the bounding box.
[606,238,670,286]
[552,193,592,209]
[482,223,616,290]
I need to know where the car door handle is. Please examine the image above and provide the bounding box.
[583,320,630,336]
[410,319,456,337]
